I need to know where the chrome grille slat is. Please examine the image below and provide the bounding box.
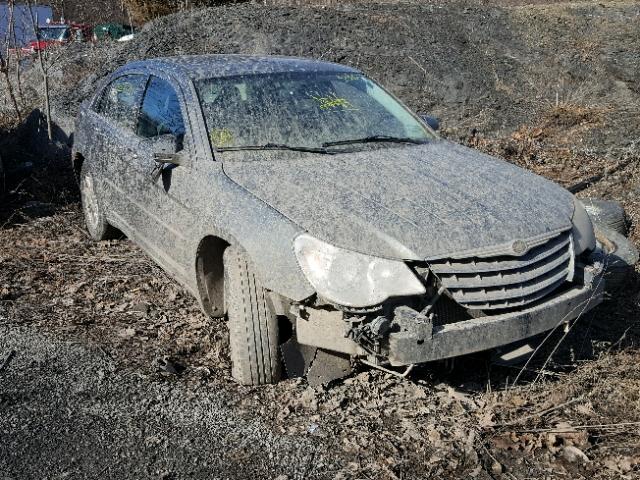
[429,232,571,274]
[429,231,573,310]
[460,278,568,311]
[447,263,569,303]
[438,248,571,289]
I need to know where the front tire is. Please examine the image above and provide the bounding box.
[595,224,639,292]
[223,246,282,385]
[583,198,627,235]
[79,164,118,241]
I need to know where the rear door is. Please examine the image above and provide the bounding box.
[90,74,148,233]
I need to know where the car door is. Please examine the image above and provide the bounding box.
[127,74,198,282]
[90,74,148,231]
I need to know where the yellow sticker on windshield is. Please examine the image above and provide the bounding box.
[114,82,135,94]
[310,93,356,111]
[210,128,234,147]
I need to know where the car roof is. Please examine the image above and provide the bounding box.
[120,54,361,80]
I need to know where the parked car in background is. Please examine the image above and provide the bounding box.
[0,3,53,47]
[22,20,91,54]
[73,55,633,386]
[93,23,133,42]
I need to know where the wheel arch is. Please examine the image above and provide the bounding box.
[72,150,85,181]
[195,234,231,317]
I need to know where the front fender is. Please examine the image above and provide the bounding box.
[186,164,315,302]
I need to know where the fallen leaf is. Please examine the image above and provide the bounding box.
[562,445,589,463]
[118,328,136,338]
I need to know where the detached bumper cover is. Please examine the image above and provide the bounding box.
[388,262,604,366]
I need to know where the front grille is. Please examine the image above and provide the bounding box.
[429,231,574,310]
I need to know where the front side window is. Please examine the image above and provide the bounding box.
[38,26,69,42]
[195,72,435,152]
[95,75,147,131]
[137,76,186,144]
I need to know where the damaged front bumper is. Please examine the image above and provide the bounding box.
[295,258,604,366]
[388,262,604,365]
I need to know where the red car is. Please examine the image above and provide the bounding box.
[22,21,91,54]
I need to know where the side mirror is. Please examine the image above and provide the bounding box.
[420,115,440,132]
[151,134,189,167]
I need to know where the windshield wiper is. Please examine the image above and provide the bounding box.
[217,143,334,154]
[322,135,427,147]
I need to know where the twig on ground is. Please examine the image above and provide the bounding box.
[510,295,595,388]
[492,396,585,428]
[607,326,635,353]
[568,158,636,193]
[511,260,608,389]
[512,421,640,433]
[0,349,16,372]
[407,55,428,75]
[494,363,564,378]
[530,261,609,388]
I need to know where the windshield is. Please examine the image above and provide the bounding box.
[39,26,69,41]
[195,72,435,151]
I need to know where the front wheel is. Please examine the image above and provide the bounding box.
[223,246,282,385]
[79,164,118,241]
[594,224,638,292]
[583,198,627,235]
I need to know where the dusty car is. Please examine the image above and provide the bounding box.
[93,23,133,42]
[73,55,609,385]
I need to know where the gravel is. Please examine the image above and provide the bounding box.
[0,325,328,480]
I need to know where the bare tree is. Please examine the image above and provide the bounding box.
[7,0,24,102]
[25,0,52,140]
[119,0,136,36]
[0,0,22,123]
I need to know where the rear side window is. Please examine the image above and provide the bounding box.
[95,75,147,131]
[137,76,185,141]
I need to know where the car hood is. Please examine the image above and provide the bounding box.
[222,141,575,260]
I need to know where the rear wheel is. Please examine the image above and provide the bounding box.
[223,246,282,385]
[79,164,118,241]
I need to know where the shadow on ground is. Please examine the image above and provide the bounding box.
[0,111,76,227]
[411,266,640,391]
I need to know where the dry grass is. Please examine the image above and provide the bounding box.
[543,102,608,129]
[0,111,19,131]
[123,0,241,23]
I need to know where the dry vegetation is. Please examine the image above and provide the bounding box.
[122,0,241,23]
[1,196,638,478]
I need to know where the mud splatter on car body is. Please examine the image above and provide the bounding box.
[73,54,605,384]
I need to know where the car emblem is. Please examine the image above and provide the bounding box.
[512,240,528,255]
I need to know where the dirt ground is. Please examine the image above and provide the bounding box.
[1,199,638,479]
[1,196,639,479]
[1,0,640,479]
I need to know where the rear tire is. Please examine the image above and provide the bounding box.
[223,246,282,385]
[79,164,118,241]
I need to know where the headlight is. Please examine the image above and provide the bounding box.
[572,198,596,254]
[294,234,426,307]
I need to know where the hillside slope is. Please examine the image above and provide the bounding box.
[38,0,638,152]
